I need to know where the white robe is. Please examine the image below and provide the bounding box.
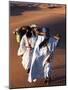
[44,62,51,79]
[28,36,59,83]
[17,35,37,70]
[28,35,46,82]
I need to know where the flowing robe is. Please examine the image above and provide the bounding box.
[17,35,37,70]
[28,36,59,83]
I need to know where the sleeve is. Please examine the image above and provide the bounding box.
[35,47,40,57]
[52,39,59,52]
[17,36,26,56]
[48,37,59,53]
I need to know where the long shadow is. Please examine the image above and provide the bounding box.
[9,2,41,16]
[47,75,66,86]
[52,76,66,84]
[53,64,65,70]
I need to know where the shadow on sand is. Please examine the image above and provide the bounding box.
[53,64,65,70]
[10,3,41,16]
[46,75,66,86]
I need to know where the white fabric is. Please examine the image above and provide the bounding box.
[48,37,58,53]
[30,35,45,67]
[28,36,59,83]
[22,48,32,70]
[28,35,46,82]
[17,35,36,70]
[44,62,51,79]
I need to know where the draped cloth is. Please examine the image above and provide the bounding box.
[28,36,59,83]
[17,35,37,70]
[28,35,47,82]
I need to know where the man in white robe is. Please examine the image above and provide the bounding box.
[43,34,60,82]
[17,25,45,72]
[28,27,50,82]
[28,35,46,82]
[28,33,60,83]
[17,27,37,72]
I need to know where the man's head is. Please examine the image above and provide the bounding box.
[30,24,37,28]
[30,24,38,31]
[26,26,32,38]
